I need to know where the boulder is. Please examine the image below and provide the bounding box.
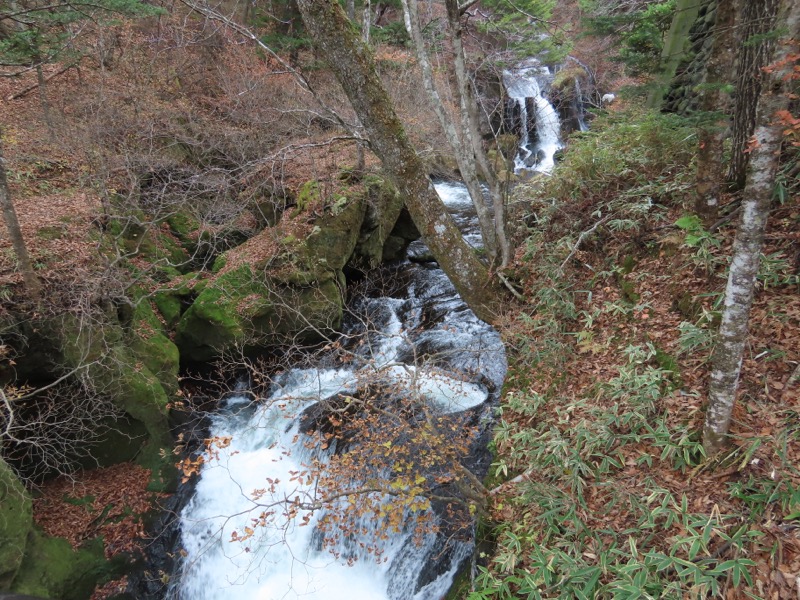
[176,192,368,362]
[0,458,32,590]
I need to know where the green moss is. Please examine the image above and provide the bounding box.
[294,180,321,215]
[0,458,32,589]
[129,300,180,394]
[306,194,366,270]
[211,254,227,273]
[165,212,200,241]
[11,530,75,597]
[176,264,344,362]
[153,291,183,328]
[11,529,122,600]
[82,416,148,469]
[352,178,409,268]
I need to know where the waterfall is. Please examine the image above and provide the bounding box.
[503,62,563,174]
[170,182,506,600]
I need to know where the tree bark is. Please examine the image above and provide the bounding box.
[296,0,502,323]
[694,0,737,223]
[702,0,798,455]
[0,140,41,300]
[362,0,370,43]
[647,0,702,110]
[727,0,780,189]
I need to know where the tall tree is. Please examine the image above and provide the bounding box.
[702,0,799,455]
[400,0,501,265]
[296,0,503,322]
[694,0,737,222]
[726,0,780,189]
[0,139,40,300]
[646,0,701,109]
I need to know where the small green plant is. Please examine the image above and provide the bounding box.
[758,251,799,289]
[675,214,724,273]
[676,320,715,357]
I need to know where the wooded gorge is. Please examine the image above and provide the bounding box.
[0,0,798,598]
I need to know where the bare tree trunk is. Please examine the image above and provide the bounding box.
[702,0,798,455]
[297,0,502,323]
[346,0,354,20]
[443,0,511,267]
[35,63,54,137]
[401,0,500,265]
[727,0,780,189]
[0,141,41,300]
[694,0,737,222]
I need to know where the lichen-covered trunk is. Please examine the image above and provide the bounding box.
[694,0,737,223]
[703,0,798,455]
[296,0,502,323]
[727,0,780,189]
[0,141,41,300]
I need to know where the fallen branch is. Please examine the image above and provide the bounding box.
[558,215,610,273]
[497,271,525,302]
[7,63,77,101]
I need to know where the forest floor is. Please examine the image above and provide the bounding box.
[482,109,800,598]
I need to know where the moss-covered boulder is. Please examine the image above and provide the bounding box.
[10,530,119,600]
[175,192,370,361]
[57,314,175,490]
[0,458,32,590]
[176,262,345,362]
[129,299,180,395]
[351,177,419,268]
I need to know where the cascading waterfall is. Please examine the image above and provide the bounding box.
[170,182,506,600]
[503,61,563,174]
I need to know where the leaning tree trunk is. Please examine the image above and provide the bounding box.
[694,0,737,223]
[727,0,780,189]
[0,140,41,300]
[702,0,798,455]
[296,0,503,323]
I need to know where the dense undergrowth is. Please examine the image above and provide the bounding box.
[476,107,799,599]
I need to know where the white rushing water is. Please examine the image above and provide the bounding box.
[503,62,563,174]
[172,183,505,600]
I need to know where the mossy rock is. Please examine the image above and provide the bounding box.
[165,212,201,245]
[10,530,120,600]
[305,194,367,271]
[175,190,374,361]
[175,264,344,362]
[153,291,183,329]
[351,178,417,268]
[0,458,32,590]
[129,300,180,395]
[57,314,172,476]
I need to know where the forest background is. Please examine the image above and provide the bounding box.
[0,0,798,597]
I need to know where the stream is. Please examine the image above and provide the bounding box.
[168,182,507,600]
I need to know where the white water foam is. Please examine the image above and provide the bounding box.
[503,62,563,174]
[174,304,485,599]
